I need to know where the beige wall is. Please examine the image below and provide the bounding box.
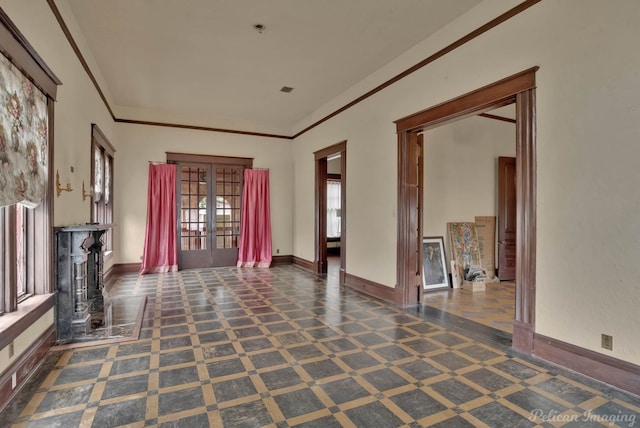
[115,124,293,264]
[423,115,515,268]
[293,0,640,365]
[0,308,53,376]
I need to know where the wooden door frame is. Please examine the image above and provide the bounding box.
[394,67,538,354]
[314,141,347,284]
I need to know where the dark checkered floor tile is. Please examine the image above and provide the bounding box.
[2,266,639,427]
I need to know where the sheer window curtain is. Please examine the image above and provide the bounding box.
[140,164,178,274]
[237,169,272,268]
[327,179,341,238]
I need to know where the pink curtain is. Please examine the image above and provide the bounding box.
[140,164,178,274]
[237,169,272,267]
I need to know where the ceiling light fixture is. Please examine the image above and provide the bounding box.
[253,24,265,34]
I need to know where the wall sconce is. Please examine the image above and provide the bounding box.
[56,170,73,197]
[82,180,94,202]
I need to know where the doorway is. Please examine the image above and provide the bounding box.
[420,115,516,333]
[167,152,252,269]
[395,67,538,354]
[314,141,347,285]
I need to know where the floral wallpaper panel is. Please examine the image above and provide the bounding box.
[0,53,48,208]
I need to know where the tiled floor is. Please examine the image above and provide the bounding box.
[2,266,639,427]
[423,282,516,333]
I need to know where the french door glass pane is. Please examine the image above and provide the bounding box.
[180,166,207,250]
[215,167,242,249]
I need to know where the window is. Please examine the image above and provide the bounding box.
[91,124,115,253]
[1,202,47,313]
[327,179,341,238]
[0,9,60,315]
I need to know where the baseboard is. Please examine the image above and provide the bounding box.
[512,319,534,354]
[292,256,314,272]
[534,333,640,396]
[103,265,117,293]
[112,262,141,275]
[344,273,395,304]
[114,258,293,272]
[0,326,55,413]
[271,255,293,266]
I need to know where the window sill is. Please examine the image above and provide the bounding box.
[0,294,55,350]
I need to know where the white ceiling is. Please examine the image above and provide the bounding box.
[65,0,482,136]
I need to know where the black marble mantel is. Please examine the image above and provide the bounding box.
[54,223,115,344]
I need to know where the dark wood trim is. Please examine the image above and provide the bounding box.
[314,141,347,278]
[5,206,17,312]
[479,113,516,124]
[395,67,537,132]
[112,262,141,275]
[512,319,534,354]
[46,100,55,295]
[292,256,314,272]
[0,294,55,350]
[92,123,116,155]
[534,334,640,396]
[0,326,55,413]
[271,255,293,266]
[345,273,395,304]
[396,131,420,307]
[293,0,541,139]
[395,68,538,353]
[103,265,117,293]
[416,134,424,301]
[315,157,328,275]
[0,7,61,99]
[166,152,253,166]
[514,87,537,353]
[314,141,347,160]
[339,150,347,286]
[46,0,110,115]
[117,118,291,140]
[327,173,341,180]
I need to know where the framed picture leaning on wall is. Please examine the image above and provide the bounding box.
[422,236,450,290]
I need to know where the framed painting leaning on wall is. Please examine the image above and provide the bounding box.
[422,236,450,290]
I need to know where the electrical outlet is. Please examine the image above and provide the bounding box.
[8,341,14,358]
[601,334,613,351]
[276,249,280,254]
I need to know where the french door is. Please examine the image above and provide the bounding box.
[177,162,244,269]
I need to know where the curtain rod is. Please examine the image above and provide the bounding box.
[250,167,269,170]
[148,160,168,164]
